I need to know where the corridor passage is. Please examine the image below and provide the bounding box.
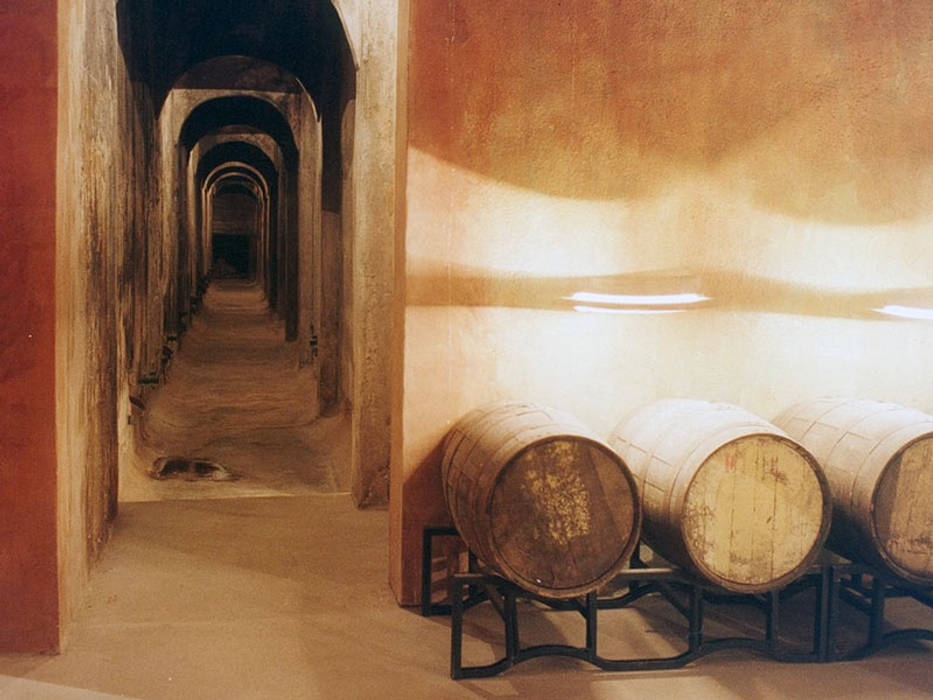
[124,281,349,502]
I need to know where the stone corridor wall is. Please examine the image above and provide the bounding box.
[56,0,161,642]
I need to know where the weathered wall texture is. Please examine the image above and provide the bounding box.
[339,0,402,506]
[211,191,260,237]
[392,1,933,602]
[333,0,359,421]
[56,0,159,642]
[0,0,60,652]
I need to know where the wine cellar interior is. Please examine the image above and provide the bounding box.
[2,1,933,697]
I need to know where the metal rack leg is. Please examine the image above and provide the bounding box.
[586,592,598,662]
[505,589,519,663]
[815,566,831,660]
[826,568,840,662]
[767,590,779,654]
[689,585,704,652]
[451,577,465,679]
[421,529,435,617]
[421,527,464,617]
[869,577,885,649]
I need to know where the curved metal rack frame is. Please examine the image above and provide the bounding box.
[421,528,933,679]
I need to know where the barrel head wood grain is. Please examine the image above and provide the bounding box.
[490,439,637,594]
[610,398,831,593]
[682,436,825,589]
[874,437,933,581]
[442,401,641,599]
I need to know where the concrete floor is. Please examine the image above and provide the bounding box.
[123,282,350,502]
[1,495,932,699]
[2,284,932,698]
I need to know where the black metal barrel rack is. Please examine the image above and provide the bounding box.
[422,527,933,680]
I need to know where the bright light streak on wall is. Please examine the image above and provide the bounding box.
[874,305,933,321]
[573,305,686,315]
[566,292,710,306]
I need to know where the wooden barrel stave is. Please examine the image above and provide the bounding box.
[774,398,933,584]
[443,404,537,563]
[442,400,641,598]
[610,399,832,593]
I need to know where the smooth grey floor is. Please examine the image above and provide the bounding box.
[1,493,932,699]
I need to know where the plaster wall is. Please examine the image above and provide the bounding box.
[346,0,403,506]
[339,98,356,412]
[321,209,342,408]
[392,0,933,602]
[332,0,361,63]
[56,0,159,640]
[296,94,324,372]
[0,0,59,652]
[186,149,200,289]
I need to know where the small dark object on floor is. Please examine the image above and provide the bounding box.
[151,456,236,481]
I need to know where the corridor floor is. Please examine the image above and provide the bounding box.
[2,495,933,699]
[123,281,349,502]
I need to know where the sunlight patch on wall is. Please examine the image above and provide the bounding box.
[572,306,686,315]
[408,148,933,305]
[874,305,933,321]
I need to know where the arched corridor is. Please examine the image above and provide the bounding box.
[55,0,374,561]
[113,6,362,501]
[0,0,401,654]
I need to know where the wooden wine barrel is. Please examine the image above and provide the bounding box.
[773,398,933,585]
[441,400,641,598]
[608,399,832,593]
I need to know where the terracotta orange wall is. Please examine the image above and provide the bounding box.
[392,1,933,602]
[0,0,60,650]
